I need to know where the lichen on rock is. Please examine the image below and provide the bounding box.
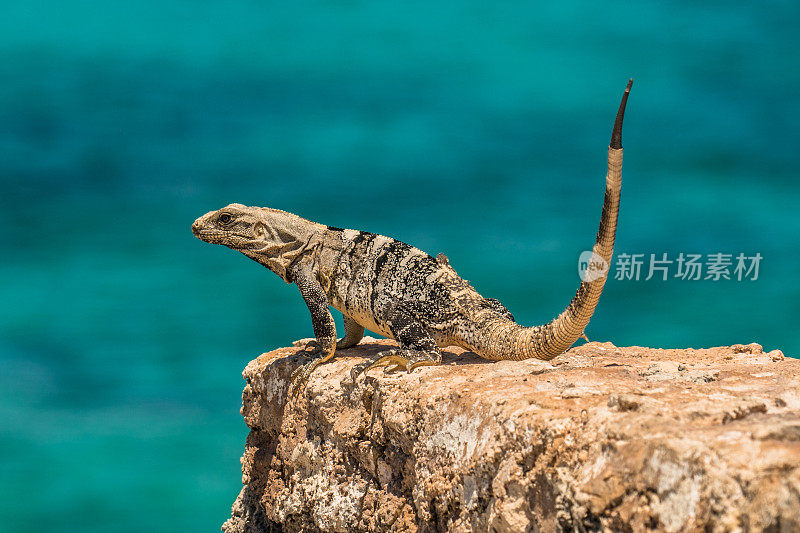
[222,340,800,532]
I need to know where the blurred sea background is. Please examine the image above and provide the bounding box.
[1,1,798,531]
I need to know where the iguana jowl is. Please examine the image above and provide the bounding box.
[192,80,632,392]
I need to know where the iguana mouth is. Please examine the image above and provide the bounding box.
[191,227,222,241]
[192,227,257,246]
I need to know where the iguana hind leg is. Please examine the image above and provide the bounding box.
[483,298,515,322]
[351,302,441,381]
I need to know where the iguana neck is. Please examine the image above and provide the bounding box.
[244,210,327,282]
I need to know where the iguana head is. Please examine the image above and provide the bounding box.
[192,203,323,282]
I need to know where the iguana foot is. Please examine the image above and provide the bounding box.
[300,339,323,355]
[289,341,336,395]
[289,357,325,395]
[350,348,440,382]
[292,339,323,356]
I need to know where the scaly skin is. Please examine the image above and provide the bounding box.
[192,80,632,394]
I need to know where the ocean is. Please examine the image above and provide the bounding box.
[1,1,798,530]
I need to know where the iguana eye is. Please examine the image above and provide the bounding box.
[218,213,233,225]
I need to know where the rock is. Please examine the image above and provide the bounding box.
[221,340,800,532]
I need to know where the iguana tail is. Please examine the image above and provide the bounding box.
[474,79,632,361]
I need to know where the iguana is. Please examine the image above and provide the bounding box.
[192,79,632,393]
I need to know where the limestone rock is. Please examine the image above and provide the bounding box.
[222,340,800,532]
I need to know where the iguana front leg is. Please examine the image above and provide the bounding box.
[337,315,365,349]
[289,266,336,394]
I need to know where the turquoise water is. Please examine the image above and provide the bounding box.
[1,2,798,530]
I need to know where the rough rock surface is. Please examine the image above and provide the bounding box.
[221,339,799,533]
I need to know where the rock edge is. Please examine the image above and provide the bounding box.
[222,340,799,532]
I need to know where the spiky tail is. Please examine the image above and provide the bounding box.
[474,79,632,361]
